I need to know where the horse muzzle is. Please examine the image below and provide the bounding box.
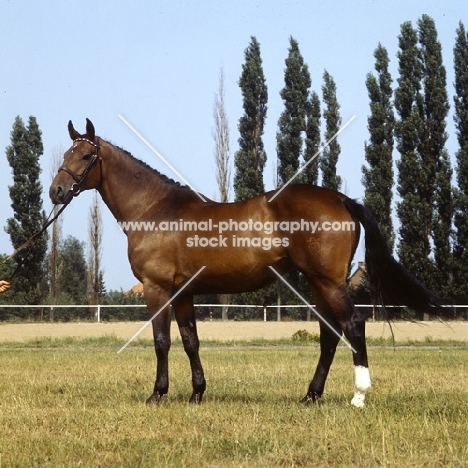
[49,183,76,205]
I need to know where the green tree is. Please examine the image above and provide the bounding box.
[362,43,395,251]
[102,289,146,321]
[276,37,311,186]
[418,15,452,295]
[395,17,451,306]
[320,70,342,191]
[234,36,268,201]
[0,255,14,306]
[275,38,316,319]
[395,21,426,284]
[432,149,453,298]
[5,116,48,305]
[59,235,88,305]
[303,91,321,186]
[452,21,468,303]
[232,37,274,316]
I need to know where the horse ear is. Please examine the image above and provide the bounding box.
[85,118,95,140]
[68,120,80,141]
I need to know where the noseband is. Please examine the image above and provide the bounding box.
[58,137,101,197]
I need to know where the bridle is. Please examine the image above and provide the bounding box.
[58,137,101,197]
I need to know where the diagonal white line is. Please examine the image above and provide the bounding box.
[117,266,206,354]
[118,114,207,202]
[268,266,356,353]
[268,114,356,202]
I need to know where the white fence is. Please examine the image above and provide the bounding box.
[0,303,465,322]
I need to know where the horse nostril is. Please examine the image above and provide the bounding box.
[50,185,63,203]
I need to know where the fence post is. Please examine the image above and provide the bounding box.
[97,305,100,323]
[263,305,267,322]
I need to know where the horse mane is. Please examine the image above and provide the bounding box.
[104,139,190,190]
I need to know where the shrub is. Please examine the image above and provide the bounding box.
[291,329,320,342]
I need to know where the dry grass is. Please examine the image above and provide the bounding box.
[1,320,467,343]
[0,343,467,467]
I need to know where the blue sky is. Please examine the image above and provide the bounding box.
[0,0,465,292]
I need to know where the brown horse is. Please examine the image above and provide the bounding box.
[50,119,445,407]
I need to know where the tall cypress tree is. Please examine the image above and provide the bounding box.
[395,21,427,283]
[452,21,468,302]
[232,37,275,315]
[5,116,48,305]
[395,17,451,302]
[432,149,453,297]
[321,70,342,191]
[303,91,321,186]
[276,37,311,186]
[234,36,268,201]
[418,15,452,295]
[275,37,315,317]
[362,43,395,251]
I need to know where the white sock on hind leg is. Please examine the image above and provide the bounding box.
[351,365,371,408]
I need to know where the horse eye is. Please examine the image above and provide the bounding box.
[82,154,91,161]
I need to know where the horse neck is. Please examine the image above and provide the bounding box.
[97,142,187,222]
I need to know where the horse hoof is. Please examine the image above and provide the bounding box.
[146,392,163,405]
[350,393,366,408]
[300,392,320,405]
[189,393,203,404]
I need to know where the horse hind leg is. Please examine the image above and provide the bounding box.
[338,295,372,408]
[351,365,372,408]
[302,316,342,404]
[345,307,372,408]
[304,278,371,407]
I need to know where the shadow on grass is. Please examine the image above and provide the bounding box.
[132,389,352,407]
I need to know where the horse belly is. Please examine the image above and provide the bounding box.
[183,245,289,295]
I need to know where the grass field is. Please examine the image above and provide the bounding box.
[0,331,467,467]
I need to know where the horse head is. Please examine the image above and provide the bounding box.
[49,119,102,205]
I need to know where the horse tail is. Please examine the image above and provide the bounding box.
[343,197,448,318]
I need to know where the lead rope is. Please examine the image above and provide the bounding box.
[3,137,100,283]
[2,201,70,282]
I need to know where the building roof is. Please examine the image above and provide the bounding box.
[128,282,143,295]
[348,262,366,289]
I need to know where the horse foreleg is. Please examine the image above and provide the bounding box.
[173,295,206,404]
[302,318,341,405]
[144,284,172,404]
[343,308,371,408]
